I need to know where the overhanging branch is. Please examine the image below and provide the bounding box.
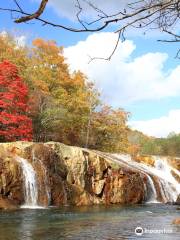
[0,0,179,59]
[14,0,48,23]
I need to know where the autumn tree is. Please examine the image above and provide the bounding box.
[29,38,100,144]
[88,106,130,152]
[0,33,30,80]
[0,35,130,152]
[0,35,99,144]
[0,61,32,141]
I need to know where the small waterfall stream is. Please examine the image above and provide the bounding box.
[144,174,158,203]
[32,149,51,206]
[110,154,180,203]
[153,157,180,202]
[92,151,180,203]
[16,157,39,208]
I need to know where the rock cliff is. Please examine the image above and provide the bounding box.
[0,142,146,209]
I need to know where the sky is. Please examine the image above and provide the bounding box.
[0,0,180,138]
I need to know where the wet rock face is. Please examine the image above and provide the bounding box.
[24,143,68,206]
[50,144,145,205]
[176,195,180,205]
[108,170,145,204]
[0,145,24,205]
[134,155,155,166]
[0,142,146,209]
[0,196,18,210]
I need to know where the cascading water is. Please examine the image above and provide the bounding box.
[110,154,160,203]
[97,152,180,203]
[16,157,39,208]
[153,157,180,202]
[32,149,51,205]
[144,174,158,203]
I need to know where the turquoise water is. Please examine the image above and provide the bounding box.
[0,204,179,240]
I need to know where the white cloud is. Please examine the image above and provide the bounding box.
[64,32,180,106]
[130,109,180,137]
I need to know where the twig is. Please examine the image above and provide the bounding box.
[88,31,122,63]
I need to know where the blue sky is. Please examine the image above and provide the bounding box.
[0,0,180,137]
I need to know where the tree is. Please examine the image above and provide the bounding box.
[88,106,130,152]
[23,38,100,145]
[0,35,100,144]
[0,33,29,80]
[0,35,131,152]
[0,0,179,58]
[0,61,32,141]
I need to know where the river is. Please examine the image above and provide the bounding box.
[0,204,179,240]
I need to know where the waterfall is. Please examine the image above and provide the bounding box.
[98,153,180,203]
[16,157,39,208]
[117,154,180,203]
[32,149,51,205]
[145,174,158,203]
[153,157,180,202]
[110,154,160,203]
[38,160,51,205]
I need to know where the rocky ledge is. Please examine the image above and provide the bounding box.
[0,142,146,209]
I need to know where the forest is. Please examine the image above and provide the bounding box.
[0,33,180,157]
[0,33,129,152]
[129,130,180,157]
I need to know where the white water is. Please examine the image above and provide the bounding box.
[16,157,40,208]
[120,154,179,203]
[145,174,158,203]
[101,153,180,203]
[153,157,180,202]
[32,149,51,205]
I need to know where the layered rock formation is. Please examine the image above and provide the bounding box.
[0,142,146,209]
[0,142,179,209]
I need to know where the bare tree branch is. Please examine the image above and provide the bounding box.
[75,0,87,30]
[0,0,179,59]
[14,0,48,23]
[13,0,23,12]
[0,1,177,32]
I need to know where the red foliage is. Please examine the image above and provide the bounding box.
[0,61,32,141]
